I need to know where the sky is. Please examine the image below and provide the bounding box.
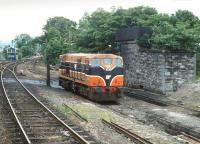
[0,0,199,43]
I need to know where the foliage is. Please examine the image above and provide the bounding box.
[13,6,200,74]
[77,9,114,52]
[13,34,36,58]
[42,17,77,64]
[77,8,200,75]
[196,47,200,77]
[76,8,200,53]
[2,45,10,59]
[146,11,200,51]
[76,6,158,53]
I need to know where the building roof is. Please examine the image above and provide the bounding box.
[115,27,152,42]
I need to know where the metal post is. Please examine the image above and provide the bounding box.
[46,55,50,87]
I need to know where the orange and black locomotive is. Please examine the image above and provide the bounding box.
[59,53,123,102]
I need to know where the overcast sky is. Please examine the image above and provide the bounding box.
[0,0,199,42]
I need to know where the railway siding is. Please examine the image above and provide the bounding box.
[150,110,200,139]
[125,88,200,139]
[102,119,153,144]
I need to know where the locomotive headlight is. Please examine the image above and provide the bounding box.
[106,75,111,79]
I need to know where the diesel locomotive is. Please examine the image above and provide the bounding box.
[59,53,124,102]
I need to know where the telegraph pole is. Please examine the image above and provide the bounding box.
[46,55,50,87]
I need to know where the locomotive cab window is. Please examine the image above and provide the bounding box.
[90,58,100,67]
[115,58,123,67]
[103,58,112,65]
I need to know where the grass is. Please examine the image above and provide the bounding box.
[56,103,116,122]
[196,74,200,80]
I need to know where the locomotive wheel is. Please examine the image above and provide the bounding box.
[87,92,96,102]
[64,83,70,91]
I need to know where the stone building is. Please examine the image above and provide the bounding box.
[116,27,196,94]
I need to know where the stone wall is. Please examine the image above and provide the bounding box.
[164,53,196,92]
[120,41,196,94]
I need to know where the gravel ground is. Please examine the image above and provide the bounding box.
[25,84,134,144]
[108,95,200,138]
[15,60,200,144]
[0,111,8,144]
[0,118,10,144]
[113,95,199,122]
[0,90,12,144]
[17,60,58,80]
[25,84,185,144]
[168,83,200,111]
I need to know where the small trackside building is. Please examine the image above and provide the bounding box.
[7,47,18,61]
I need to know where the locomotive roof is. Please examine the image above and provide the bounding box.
[60,53,121,59]
[59,53,122,63]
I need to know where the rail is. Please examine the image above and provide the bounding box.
[180,132,200,143]
[1,63,31,144]
[63,104,88,122]
[102,119,153,144]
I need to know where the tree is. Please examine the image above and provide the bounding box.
[75,7,200,75]
[42,16,77,65]
[2,45,9,59]
[77,6,158,53]
[13,34,36,58]
[77,8,118,52]
[27,7,200,75]
[136,10,200,52]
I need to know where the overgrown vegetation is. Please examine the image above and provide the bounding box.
[12,6,200,75]
[12,34,39,59]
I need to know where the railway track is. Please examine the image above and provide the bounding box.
[179,132,200,144]
[125,90,169,106]
[102,119,152,144]
[99,96,200,143]
[125,89,200,115]
[125,89,200,140]
[1,62,96,144]
[63,104,88,122]
[0,74,27,143]
[155,116,200,142]
[49,89,200,143]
